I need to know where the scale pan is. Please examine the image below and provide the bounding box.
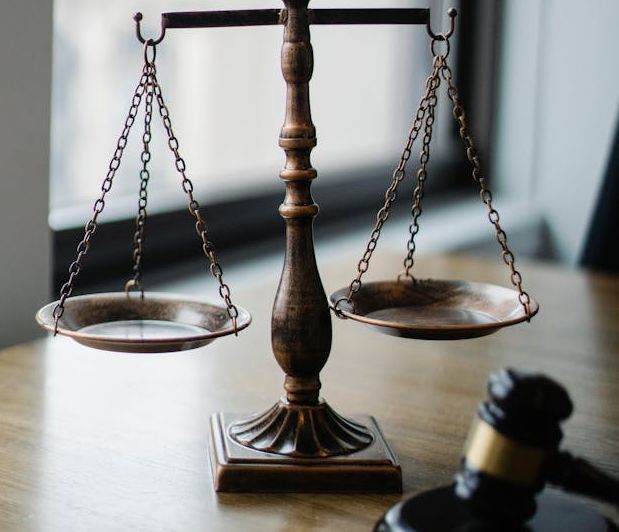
[330,280,538,340]
[36,292,251,353]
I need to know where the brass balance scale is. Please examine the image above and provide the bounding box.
[37,3,538,493]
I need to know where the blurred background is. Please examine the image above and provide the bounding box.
[1,0,618,348]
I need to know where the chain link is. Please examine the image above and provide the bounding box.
[335,33,532,320]
[52,64,150,334]
[439,59,532,319]
[126,64,155,296]
[333,57,443,315]
[150,70,240,333]
[399,57,442,281]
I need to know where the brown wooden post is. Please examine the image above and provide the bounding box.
[274,0,330,406]
[227,0,374,458]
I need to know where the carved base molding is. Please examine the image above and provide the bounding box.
[228,399,374,458]
[209,411,402,493]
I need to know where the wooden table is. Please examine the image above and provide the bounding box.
[0,254,617,531]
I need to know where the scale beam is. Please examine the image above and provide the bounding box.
[137,8,440,46]
[162,9,283,29]
[309,8,429,25]
[160,8,429,30]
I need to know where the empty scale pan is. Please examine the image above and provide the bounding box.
[36,292,251,353]
[330,279,538,340]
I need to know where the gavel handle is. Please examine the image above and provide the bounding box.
[547,451,619,507]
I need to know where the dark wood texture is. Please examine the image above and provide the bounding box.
[272,0,325,401]
[0,254,618,530]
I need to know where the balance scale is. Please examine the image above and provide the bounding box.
[37,2,538,493]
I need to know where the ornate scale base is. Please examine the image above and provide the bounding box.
[209,405,402,493]
[228,399,374,457]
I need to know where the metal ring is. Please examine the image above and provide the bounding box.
[431,37,451,59]
[144,41,157,65]
[332,297,352,319]
[124,279,144,299]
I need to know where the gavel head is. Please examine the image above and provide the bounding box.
[454,368,573,524]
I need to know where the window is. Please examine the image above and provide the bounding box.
[51,0,495,290]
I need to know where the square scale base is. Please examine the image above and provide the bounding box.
[208,412,402,493]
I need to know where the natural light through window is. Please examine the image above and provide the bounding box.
[50,0,432,230]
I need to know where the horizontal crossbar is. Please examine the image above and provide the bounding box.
[161,8,430,29]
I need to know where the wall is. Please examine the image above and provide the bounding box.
[0,0,53,348]
[493,0,619,265]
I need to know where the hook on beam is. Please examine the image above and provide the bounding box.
[133,12,166,45]
[426,7,457,41]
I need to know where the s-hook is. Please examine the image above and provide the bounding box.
[134,12,167,46]
[426,7,457,42]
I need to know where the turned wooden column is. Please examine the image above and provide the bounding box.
[228,0,373,458]
[273,0,331,405]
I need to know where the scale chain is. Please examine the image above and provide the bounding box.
[399,56,442,281]
[438,57,532,319]
[51,64,151,334]
[336,32,531,320]
[149,68,240,333]
[126,65,155,296]
[334,56,443,313]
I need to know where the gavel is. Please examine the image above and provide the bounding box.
[456,367,618,523]
[376,368,619,531]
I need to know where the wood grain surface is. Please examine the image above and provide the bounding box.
[0,253,617,531]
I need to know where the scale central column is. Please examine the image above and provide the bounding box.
[274,0,330,406]
[209,0,402,491]
[229,0,374,458]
